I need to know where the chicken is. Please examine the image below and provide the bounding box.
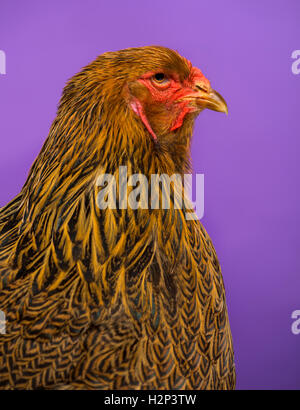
[0,46,235,389]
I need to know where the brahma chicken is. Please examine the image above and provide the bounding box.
[0,46,235,389]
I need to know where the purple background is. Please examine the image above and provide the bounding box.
[0,0,300,390]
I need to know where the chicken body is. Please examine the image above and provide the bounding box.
[0,46,235,389]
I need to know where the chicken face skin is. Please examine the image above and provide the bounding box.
[125,55,227,141]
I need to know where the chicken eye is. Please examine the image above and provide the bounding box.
[151,72,170,89]
[154,73,166,82]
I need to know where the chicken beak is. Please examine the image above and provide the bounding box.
[199,89,228,114]
[188,84,228,115]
